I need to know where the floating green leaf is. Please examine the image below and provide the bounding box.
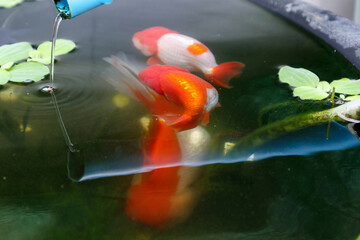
[344,95,360,101]
[8,62,49,82]
[330,78,360,95]
[29,39,76,64]
[0,42,33,65]
[0,69,10,85]
[317,81,331,92]
[28,50,42,59]
[279,66,319,88]
[28,50,51,64]
[293,86,329,100]
[0,0,22,8]
[38,39,76,57]
[1,62,14,70]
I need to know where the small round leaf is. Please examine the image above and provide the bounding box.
[0,69,10,85]
[293,86,329,100]
[317,81,331,92]
[8,62,49,82]
[37,39,76,58]
[279,66,320,88]
[330,78,360,95]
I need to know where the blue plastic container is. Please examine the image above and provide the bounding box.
[53,0,113,19]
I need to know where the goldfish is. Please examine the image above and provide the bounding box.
[133,26,244,88]
[104,56,211,228]
[104,56,219,131]
[138,64,219,131]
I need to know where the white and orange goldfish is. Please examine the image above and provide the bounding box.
[133,26,244,88]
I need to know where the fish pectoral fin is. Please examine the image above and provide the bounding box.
[147,56,163,65]
[201,112,210,126]
[160,114,193,129]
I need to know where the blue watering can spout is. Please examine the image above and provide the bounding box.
[53,0,113,19]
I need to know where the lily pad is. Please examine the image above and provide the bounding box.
[29,39,76,64]
[0,0,22,8]
[293,86,329,100]
[0,42,33,65]
[279,66,319,88]
[330,78,360,95]
[0,69,10,85]
[8,62,49,82]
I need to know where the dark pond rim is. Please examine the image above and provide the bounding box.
[248,0,360,71]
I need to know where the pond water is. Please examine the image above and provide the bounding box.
[0,0,360,239]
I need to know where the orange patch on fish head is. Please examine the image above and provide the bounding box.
[187,42,208,56]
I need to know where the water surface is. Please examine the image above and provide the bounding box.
[0,0,360,239]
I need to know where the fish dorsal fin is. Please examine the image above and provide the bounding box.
[103,55,156,103]
[147,56,163,65]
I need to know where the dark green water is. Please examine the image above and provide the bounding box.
[0,0,360,239]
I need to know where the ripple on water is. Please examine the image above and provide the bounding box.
[4,66,116,123]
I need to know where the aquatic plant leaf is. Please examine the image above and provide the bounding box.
[0,0,22,8]
[279,66,319,88]
[0,42,33,65]
[28,50,41,59]
[344,95,360,101]
[1,62,14,70]
[29,39,76,64]
[330,78,360,95]
[27,50,50,64]
[27,57,51,65]
[0,69,10,85]
[37,39,76,58]
[317,81,331,92]
[8,62,49,82]
[293,86,329,100]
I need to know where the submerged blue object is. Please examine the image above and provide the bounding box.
[67,121,360,181]
[53,0,113,19]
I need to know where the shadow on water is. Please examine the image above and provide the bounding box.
[0,0,360,239]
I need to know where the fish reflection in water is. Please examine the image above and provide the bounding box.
[126,118,207,228]
[104,55,212,228]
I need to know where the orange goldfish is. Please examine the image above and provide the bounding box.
[104,57,218,131]
[104,56,210,228]
[138,64,219,131]
[133,26,244,88]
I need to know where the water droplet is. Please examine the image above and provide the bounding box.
[3,176,7,180]
[40,86,56,94]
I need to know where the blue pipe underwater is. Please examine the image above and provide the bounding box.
[53,0,113,19]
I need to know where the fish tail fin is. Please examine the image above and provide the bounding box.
[205,62,244,88]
